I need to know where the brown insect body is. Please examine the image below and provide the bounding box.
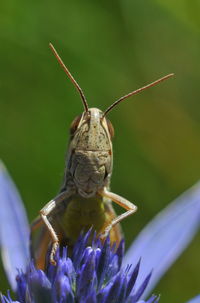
[31,43,174,269]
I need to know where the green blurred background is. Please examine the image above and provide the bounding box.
[0,0,200,301]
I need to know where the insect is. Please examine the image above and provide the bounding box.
[31,43,174,269]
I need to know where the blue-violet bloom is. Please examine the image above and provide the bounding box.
[0,161,199,302]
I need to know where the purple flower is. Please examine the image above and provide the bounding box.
[1,230,157,303]
[0,161,200,302]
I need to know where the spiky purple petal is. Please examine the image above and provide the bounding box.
[0,162,30,290]
[186,295,200,303]
[124,182,200,297]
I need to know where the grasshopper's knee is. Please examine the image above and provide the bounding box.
[133,205,138,212]
[40,209,46,217]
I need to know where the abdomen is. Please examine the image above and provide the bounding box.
[55,195,106,245]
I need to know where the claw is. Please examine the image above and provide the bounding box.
[100,226,112,240]
[50,242,59,266]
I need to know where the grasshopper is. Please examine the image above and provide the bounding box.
[31,43,173,268]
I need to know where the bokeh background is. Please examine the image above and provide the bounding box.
[0,1,200,301]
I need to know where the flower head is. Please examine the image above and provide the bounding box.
[0,162,200,302]
[1,230,158,303]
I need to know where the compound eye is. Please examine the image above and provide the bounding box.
[106,118,114,138]
[70,114,82,135]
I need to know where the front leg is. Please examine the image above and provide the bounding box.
[39,189,73,265]
[98,187,138,237]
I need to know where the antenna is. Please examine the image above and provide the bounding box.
[103,73,174,117]
[49,43,89,112]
